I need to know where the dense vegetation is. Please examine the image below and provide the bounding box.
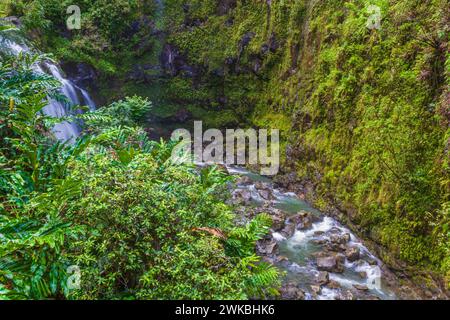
[1,0,449,295]
[0,52,280,299]
[161,0,450,285]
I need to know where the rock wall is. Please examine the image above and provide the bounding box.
[162,0,450,288]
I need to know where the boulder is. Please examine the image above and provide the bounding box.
[254,182,274,200]
[316,254,344,273]
[337,290,355,301]
[280,283,305,300]
[345,246,361,262]
[353,284,369,291]
[314,231,325,237]
[236,175,252,186]
[317,271,330,285]
[327,280,341,289]
[358,271,367,279]
[269,209,286,231]
[316,255,337,272]
[310,285,322,296]
[256,239,278,256]
[367,258,378,266]
[290,211,314,230]
[232,189,252,205]
[330,233,351,245]
[280,223,296,239]
[258,189,274,201]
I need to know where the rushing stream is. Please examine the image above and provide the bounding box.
[227,166,399,300]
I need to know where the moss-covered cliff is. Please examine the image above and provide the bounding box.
[162,0,450,286]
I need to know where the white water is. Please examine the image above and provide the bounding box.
[0,31,96,142]
[230,165,398,300]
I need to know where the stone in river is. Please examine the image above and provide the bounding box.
[270,209,286,231]
[353,284,369,291]
[316,255,339,272]
[256,239,278,255]
[280,283,306,300]
[327,280,341,289]
[317,271,330,285]
[345,246,361,262]
[310,285,322,295]
[232,189,251,205]
[280,222,296,239]
[236,175,252,185]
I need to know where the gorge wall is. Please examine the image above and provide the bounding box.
[160,0,449,289]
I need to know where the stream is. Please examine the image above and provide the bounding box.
[227,166,401,300]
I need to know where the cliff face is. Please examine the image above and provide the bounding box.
[163,0,449,284]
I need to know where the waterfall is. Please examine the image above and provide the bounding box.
[0,30,96,142]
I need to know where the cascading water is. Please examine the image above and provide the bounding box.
[0,28,96,142]
[227,166,409,300]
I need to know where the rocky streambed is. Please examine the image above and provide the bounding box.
[227,166,415,300]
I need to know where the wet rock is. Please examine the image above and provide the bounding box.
[254,182,275,200]
[316,255,337,272]
[330,233,351,245]
[276,256,289,263]
[280,283,305,300]
[367,258,378,266]
[280,222,296,239]
[290,211,314,230]
[353,284,369,291]
[236,176,253,186]
[256,239,278,256]
[316,253,344,273]
[327,280,341,289]
[317,271,330,285]
[259,189,274,200]
[337,290,355,300]
[345,246,361,262]
[311,285,322,296]
[3,16,22,27]
[254,181,271,190]
[269,209,286,231]
[358,271,367,279]
[342,233,351,243]
[232,189,252,205]
[336,253,346,265]
[273,172,297,188]
[60,61,97,88]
